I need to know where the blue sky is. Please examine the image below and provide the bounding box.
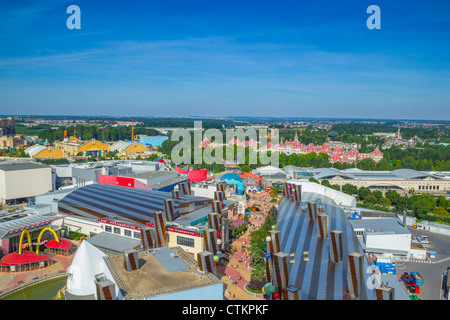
[0,0,449,120]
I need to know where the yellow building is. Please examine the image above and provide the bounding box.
[55,136,84,157]
[78,139,110,157]
[25,145,64,159]
[110,141,151,159]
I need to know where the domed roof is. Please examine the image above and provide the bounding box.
[218,173,245,194]
[219,172,243,182]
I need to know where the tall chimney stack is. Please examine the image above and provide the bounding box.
[347,252,364,299]
[140,227,153,251]
[214,191,225,202]
[171,190,180,199]
[154,211,166,247]
[212,200,222,214]
[317,213,329,239]
[198,251,215,274]
[268,230,281,255]
[329,230,343,263]
[164,198,175,222]
[308,202,317,221]
[122,249,139,272]
[203,229,219,255]
[95,280,116,300]
[273,252,289,298]
[208,212,221,232]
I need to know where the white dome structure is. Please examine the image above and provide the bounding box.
[66,240,120,299]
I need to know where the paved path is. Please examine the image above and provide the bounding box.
[217,191,276,300]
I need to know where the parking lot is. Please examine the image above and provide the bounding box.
[396,228,450,300]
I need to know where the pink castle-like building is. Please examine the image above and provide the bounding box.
[200,132,383,165]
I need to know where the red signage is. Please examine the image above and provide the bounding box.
[98,218,142,231]
[146,223,203,237]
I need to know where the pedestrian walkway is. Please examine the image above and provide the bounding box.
[217,191,275,300]
[408,259,435,264]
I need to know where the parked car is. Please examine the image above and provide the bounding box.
[407,283,420,294]
[420,235,429,244]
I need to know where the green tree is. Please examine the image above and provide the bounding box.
[433,207,449,217]
[401,156,416,170]
[364,194,378,205]
[269,188,279,199]
[357,158,377,170]
[379,197,392,207]
[372,190,383,201]
[342,184,358,195]
[309,177,320,184]
[329,184,341,191]
[411,194,436,216]
[385,190,400,206]
[376,158,389,170]
[437,196,450,210]
[321,180,331,187]
[357,187,371,201]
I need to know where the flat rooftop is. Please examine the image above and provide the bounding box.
[122,171,171,180]
[349,218,410,235]
[104,247,220,300]
[86,232,141,253]
[0,162,50,171]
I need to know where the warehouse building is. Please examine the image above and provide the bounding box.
[120,171,187,192]
[52,162,133,189]
[267,180,406,300]
[268,180,376,300]
[312,168,450,194]
[25,145,64,159]
[56,183,211,225]
[0,162,53,205]
[49,182,229,259]
[349,218,412,261]
[251,165,288,180]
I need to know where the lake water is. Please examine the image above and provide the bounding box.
[1,276,67,300]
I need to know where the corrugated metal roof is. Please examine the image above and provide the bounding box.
[0,213,62,237]
[313,168,441,181]
[58,184,210,224]
[276,192,376,300]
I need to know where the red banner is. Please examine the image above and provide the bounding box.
[98,218,142,231]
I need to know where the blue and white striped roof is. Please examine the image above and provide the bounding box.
[58,184,210,225]
[276,192,376,300]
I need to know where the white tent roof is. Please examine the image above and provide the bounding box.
[66,240,112,298]
[25,145,47,156]
[110,141,133,152]
[288,180,356,208]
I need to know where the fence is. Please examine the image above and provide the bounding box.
[0,271,68,299]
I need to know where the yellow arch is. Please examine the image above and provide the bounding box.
[18,229,32,255]
[36,227,60,254]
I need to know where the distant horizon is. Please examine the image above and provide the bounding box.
[4,114,450,124]
[1,1,449,120]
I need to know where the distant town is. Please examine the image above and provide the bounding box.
[0,115,449,301]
